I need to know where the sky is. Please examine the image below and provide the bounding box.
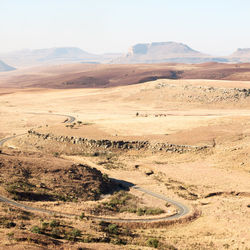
[0,0,250,55]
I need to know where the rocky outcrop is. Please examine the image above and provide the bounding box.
[28,130,209,153]
[155,83,250,103]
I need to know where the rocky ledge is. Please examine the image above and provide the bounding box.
[28,130,210,153]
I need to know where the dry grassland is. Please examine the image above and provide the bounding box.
[0,73,249,249]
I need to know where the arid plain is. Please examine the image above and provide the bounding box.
[0,63,250,249]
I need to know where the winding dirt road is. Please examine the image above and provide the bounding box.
[0,112,190,223]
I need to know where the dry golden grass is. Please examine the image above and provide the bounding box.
[0,76,250,249]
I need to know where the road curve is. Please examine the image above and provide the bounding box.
[0,113,75,147]
[0,182,189,223]
[0,134,26,146]
[0,112,190,223]
[26,112,76,123]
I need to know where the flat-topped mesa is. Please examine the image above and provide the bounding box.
[113,41,229,64]
[28,130,210,153]
[128,42,201,57]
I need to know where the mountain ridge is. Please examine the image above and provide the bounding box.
[229,48,250,62]
[2,43,250,67]
[0,60,16,72]
[113,42,229,64]
[0,47,122,67]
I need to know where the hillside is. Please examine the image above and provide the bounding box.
[2,43,250,67]
[113,42,228,64]
[0,47,122,67]
[0,73,250,249]
[0,60,15,72]
[1,62,250,89]
[229,48,250,62]
[0,151,116,202]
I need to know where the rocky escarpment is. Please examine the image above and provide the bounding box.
[28,130,209,153]
[113,42,228,64]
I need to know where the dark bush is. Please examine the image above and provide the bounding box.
[147,238,159,248]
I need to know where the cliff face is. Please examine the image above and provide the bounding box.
[128,42,201,57]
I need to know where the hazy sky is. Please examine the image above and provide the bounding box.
[1,0,250,55]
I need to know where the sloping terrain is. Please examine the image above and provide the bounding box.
[0,47,122,67]
[113,42,228,64]
[1,62,250,89]
[0,151,116,202]
[0,75,249,248]
[229,48,250,62]
[0,60,15,72]
[2,43,250,68]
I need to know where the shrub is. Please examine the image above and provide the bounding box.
[144,208,164,215]
[7,232,14,239]
[99,220,107,227]
[51,227,61,239]
[71,229,81,237]
[30,226,42,234]
[111,238,127,245]
[41,222,49,230]
[102,173,109,182]
[147,238,159,248]
[79,212,85,220]
[107,191,133,208]
[93,151,100,156]
[54,152,59,157]
[136,208,145,216]
[66,228,81,241]
[21,168,31,179]
[107,224,119,235]
[136,207,164,216]
[50,220,60,228]
[6,221,16,228]
[165,202,171,207]
[99,222,120,235]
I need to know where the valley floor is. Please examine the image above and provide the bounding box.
[0,78,249,249]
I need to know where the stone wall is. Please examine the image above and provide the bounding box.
[28,130,210,153]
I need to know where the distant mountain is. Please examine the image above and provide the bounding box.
[0,60,15,72]
[0,47,122,67]
[129,42,203,57]
[229,48,250,62]
[3,43,250,67]
[112,42,228,64]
